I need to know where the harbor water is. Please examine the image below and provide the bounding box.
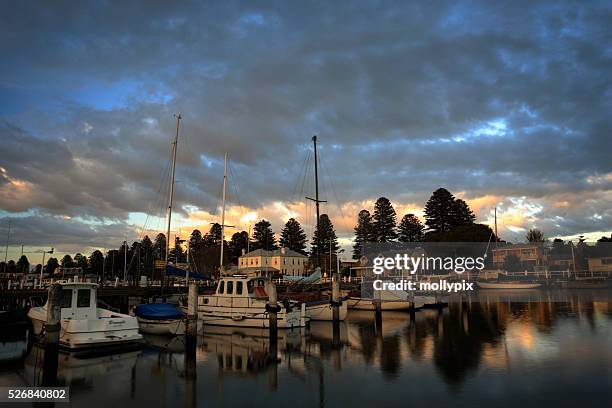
[1,289,612,407]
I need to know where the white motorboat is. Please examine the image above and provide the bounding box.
[134,303,186,335]
[28,282,143,349]
[197,276,308,328]
[476,281,542,289]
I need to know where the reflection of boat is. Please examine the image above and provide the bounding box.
[142,333,187,352]
[477,281,541,289]
[28,282,143,349]
[197,276,307,328]
[306,299,348,321]
[134,303,186,335]
[560,280,609,289]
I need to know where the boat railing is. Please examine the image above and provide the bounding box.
[97,299,120,313]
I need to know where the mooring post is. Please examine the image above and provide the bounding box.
[185,281,198,408]
[266,281,279,358]
[332,273,341,347]
[374,294,383,337]
[42,283,62,386]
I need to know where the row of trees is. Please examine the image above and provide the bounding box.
[352,188,484,258]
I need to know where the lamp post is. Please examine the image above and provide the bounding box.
[40,248,54,288]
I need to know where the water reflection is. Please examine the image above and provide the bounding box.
[1,289,612,407]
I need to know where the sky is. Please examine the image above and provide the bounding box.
[1,0,611,261]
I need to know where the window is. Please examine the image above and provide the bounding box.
[218,281,224,294]
[292,259,295,265]
[60,289,72,308]
[247,280,254,294]
[236,281,243,295]
[227,281,233,295]
[77,289,90,307]
[602,258,612,265]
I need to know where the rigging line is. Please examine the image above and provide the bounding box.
[297,149,312,203]
[319,152,348,228]
[228,160,247,229]
[290,148,311,204]
[137,142,173,239]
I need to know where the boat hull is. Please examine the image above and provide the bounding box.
[28,307,143,349]
[306,301,348,321]
[347,297,413,310]
[477,281,541,289]
[198,307,305,328]
[137,317,186,335]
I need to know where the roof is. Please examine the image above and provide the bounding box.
[241,248,307,258]
[237,266,279,272]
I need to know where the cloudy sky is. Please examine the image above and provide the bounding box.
[1,0,611,260]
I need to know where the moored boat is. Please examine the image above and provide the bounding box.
[134,303,186,335]
[27,282,143,349]
[197,275,308,328]
[306,298,348,321]
[476,281,542,289]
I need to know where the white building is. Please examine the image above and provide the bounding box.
[238,248,308,277]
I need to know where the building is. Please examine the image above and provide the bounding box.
[491,244,547,270]
[238,248,308,277]
[587,256,612,274]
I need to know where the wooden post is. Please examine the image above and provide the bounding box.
[185,282,198,408]
[266,281,279,358]
[332,273,341,347]
[374,297,382,337]
[42,283,61,386]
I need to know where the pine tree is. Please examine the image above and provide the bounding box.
[140,235,154,277]
[353,209,375,259]
[310,214,339,274]
[61,254,74,268]
[89,250,104,278]
[424,188,457,232]
[229,231,250,262]
[251,219,278,250]
[452,199,476,226]
[16,255,29,274]
[398,214,425,242]
[204,223,223,247]
[279,218,307,254]
[373,197,398,242]
[74,253,89,273]
[153,233,166,260]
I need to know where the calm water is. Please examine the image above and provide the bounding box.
[2,290,612,407]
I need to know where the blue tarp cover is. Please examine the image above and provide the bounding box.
[134,303,185,320]
[164,264,206,280]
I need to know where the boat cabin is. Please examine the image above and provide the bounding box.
[214,275,269,298]
[47,282,99,320]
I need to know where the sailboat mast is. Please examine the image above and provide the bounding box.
[220,153,228,272]
[494,206,498,248]
[165,114,181,266]
[313,136,320,233]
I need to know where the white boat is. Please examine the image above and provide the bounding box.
[306,299,348,321]
[197,276,308,328]
[476,281,542,289]
[137,317,186,335]
[28,282,143,349]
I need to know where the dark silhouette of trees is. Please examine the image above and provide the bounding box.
[279,218,307,254]
[353,209,375,259]
[16,255,29,274]
[89,250,104,278]
[310,214,339,274]
[229,231,250,262]
[398,214,425,242]
[45,257,59,275]
[251,219,277,250]
[373,197,398,242]
[526,228,545,243]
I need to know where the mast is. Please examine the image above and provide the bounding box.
[305,135,326,270]
[3,220,9,275]
[165,114,181,267]
[220,153,228,272]
[494,207,498,248]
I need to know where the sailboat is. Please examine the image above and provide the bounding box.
[195,153,308,328]
[135,114,187,335]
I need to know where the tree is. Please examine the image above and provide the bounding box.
[153,233,166,260]
[61,254,74,268]
[353,209,375,259]
[74,253,89,273]
[372,197,398,242]
[452,199,476,226]
[526,228,545,243]
[203,223,223,247]
[310,214,339,274]
[89,250,104,278]
[229,231,250,263]
[279,218,307,254]
[503,254,522,272]
[170,236,186,263]
[140,235,154,277]
[16,255,30,274]
[251,219,278,250]
[424,188,457,232]
[424,223,498,243]
[45,257,59,275]
[398,214,424,242]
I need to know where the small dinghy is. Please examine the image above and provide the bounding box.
[134,303,186,336]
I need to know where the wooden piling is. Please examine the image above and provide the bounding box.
[185,282,198,408]
[42,283,61,386]
[266,281,279,357]
[332,273,341,347]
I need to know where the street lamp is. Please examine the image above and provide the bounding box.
[39,248,54,288]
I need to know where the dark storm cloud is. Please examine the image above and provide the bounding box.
[0,0,611,247]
